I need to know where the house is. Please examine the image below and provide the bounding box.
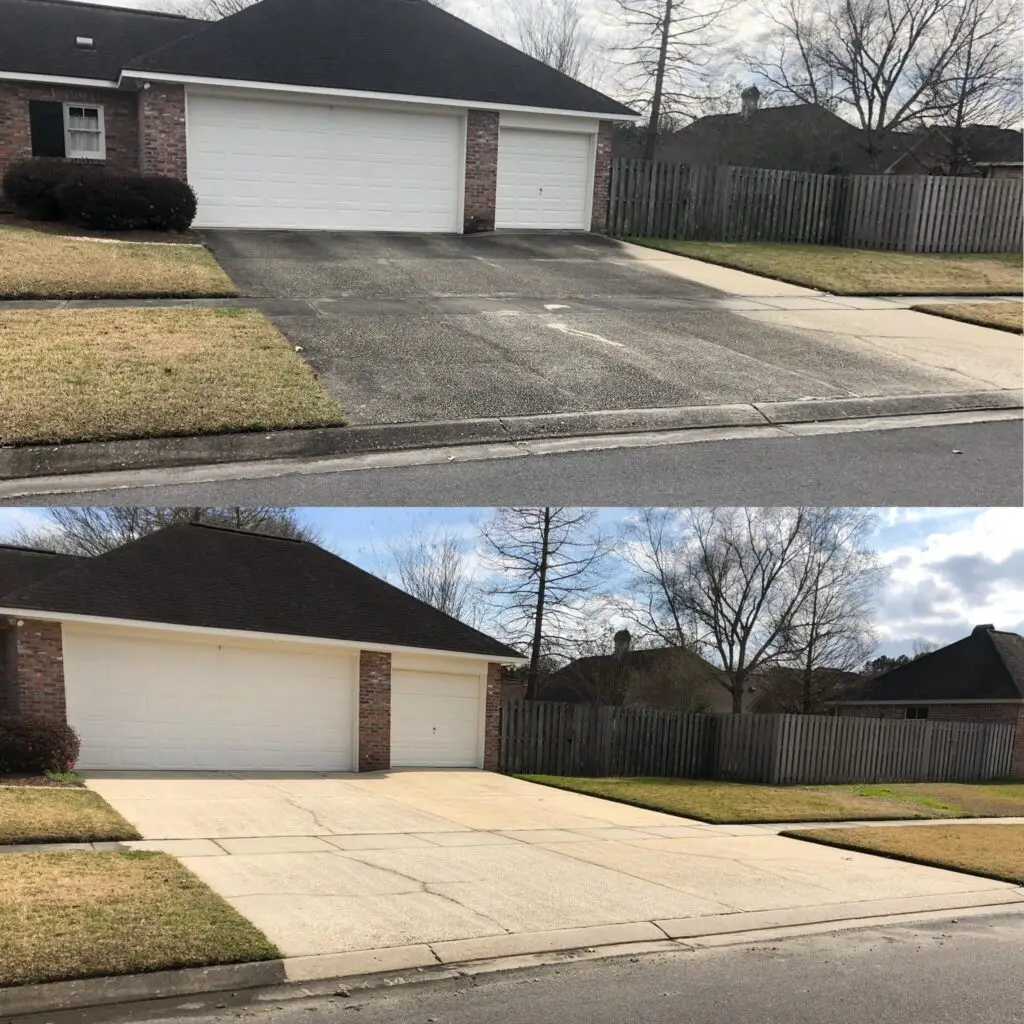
[746,666,864,714]
[0,0,638,232]
[0,524,525,772]
[836,624,1024,777]
[884,125,1024,179]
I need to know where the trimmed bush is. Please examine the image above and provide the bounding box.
[139,175,197,233]
[0,714,80,775]
[1,158,71,220]
[55,170,197,232]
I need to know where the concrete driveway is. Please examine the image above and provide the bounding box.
[86,771,1021,965]
[203,232,1019,426]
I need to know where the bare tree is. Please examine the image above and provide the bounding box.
[3,507,319,555]
[507,0,591,79]
[385,526,482,625]
[610,0,740,158]
[479,508,609,699]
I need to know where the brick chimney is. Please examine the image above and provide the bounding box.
[972,624,995,634]
[741,85,760,122]
[613,629,632,656]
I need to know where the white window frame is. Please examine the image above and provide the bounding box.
[62,102,105,160]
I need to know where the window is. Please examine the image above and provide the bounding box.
[63,103,105,159]
[905,706,929,720]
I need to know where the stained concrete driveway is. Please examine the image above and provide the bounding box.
[203,232,1020,426]
[85,771,1022,963]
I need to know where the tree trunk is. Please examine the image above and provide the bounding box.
[525,508,552,699]
[643,0,673,161]
[731,679,744,714]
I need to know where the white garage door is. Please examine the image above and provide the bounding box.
[391,669,482,768]
[495,128,593,230]
[63,627,356,771]
[187,93,463,231]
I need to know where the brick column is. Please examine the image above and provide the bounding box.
[6,618,65,719]
[483,662,502,770]
[590,121,615,233]
[358,650,391,772]
[137,83,187,178]
[1012,706,1024,780]
[464,110,499,233]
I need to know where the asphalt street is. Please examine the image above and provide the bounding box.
[31,911,1024,1024]
[8,418,1020,505]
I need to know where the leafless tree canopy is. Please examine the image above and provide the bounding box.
[3,507,319,556]
[479,507,609,698]
[171,0,448,20]
[385,526,482,625]
[509,0,592,80]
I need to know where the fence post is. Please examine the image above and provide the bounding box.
[903,176,926,252]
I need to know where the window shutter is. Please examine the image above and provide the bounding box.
[29,101,66,158]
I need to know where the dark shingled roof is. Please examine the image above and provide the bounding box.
[0,0,201,81]
[0,523,520,660]
[124,0,635,116]
[849,626,1024,703]
[0,544,82,595]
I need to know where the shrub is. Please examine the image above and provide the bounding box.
[1,158,71,220]
[0,714,80,775]
[139,175,197,233]
[55,170,197,232]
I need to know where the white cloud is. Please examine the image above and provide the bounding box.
[0,508,57,543]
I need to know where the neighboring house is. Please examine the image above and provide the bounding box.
[836,625,1024,778]
[747,667,864,715]
[884,125,1023,179]
[0,524,525,772]
[0,0,638,232]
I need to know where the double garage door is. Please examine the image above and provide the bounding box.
[187,93,594,232]
[63,627,484,771]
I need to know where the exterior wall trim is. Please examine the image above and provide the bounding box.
[0,70,120,88]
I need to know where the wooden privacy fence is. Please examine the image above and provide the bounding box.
[607,159,1023,253]
[499,699,1016,784]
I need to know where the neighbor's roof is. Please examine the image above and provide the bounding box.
[0,523,521,660]
[0,0,201,81]
[847,626,1024,703]
[122,0,635,116]
[0,544,82,596]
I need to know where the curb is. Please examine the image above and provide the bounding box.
[1,390,1019,481]
[3,895,1023,1017]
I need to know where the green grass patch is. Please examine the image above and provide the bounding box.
[0,851,280,986]
[625,238,1022,295]
[911,300,1023,333]
[0,788,140,845]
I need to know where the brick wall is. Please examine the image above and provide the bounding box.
[590,121,615,232]
[137,83,186,178]
[0,82,139,184]
[5,619,66,719]
[463,109,499,233]
[483,662,502,770]
[358,650,391,772]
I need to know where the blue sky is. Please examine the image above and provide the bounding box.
[2,507,1021,658]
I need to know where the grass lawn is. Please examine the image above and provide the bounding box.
[0,851,279,986]
[785,823,1024,885]
[626,238,1023,295]
[0,787,140,845]
[519,776,1024,824]
[0,224,237,299]
[912,300,1023,333]
[0,307,344,445]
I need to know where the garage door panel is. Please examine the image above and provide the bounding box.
[63,628,355,771]
[188,94,462,231]
[391,670,481,768]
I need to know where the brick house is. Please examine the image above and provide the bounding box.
[836,625,1024,779]
[1,0,636,232]
[0,524,524,772]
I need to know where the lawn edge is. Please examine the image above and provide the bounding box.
[910,303,1023,334]
[780,827,1024,886]
[513,775,940,825]
[621,237,1023,297]
[0,289,239,301]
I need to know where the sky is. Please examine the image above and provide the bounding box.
[1,506,1021,659]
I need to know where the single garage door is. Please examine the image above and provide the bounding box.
[63,627,356,771]
[187,93,463,231]
[391,669,482,767]
[495,128,593,230]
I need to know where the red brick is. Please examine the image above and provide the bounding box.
[590,121,614,232]
[483,662,502,770]
[137,83,186,178]
[463,110,498,233]
[3,618,65,719]
[358,650,391,772]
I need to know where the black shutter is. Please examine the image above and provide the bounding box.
[29,100,65,158]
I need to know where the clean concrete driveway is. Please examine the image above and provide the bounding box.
[86,771,1021,963]
[203,232,1019,426]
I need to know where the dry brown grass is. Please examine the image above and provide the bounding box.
[787,823,1024,884]
[912,300,1023,332]
[0,224,237,298]
[0,307,344,445]
[628,239,1023,295]
[0,851,279,986]
[0,788,139,845]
